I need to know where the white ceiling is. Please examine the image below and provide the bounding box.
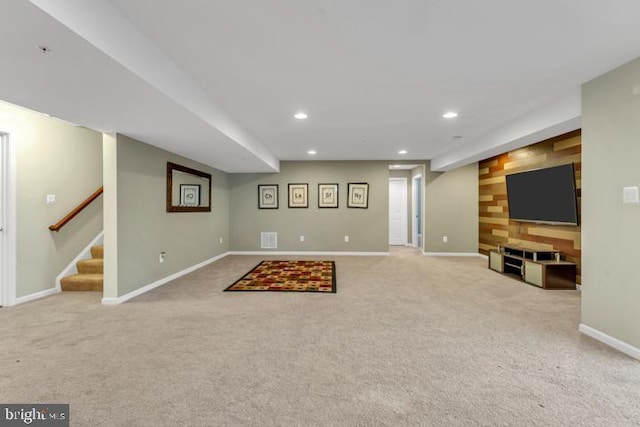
[2,0,640,172]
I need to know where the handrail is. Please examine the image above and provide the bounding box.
[49,186,103,232]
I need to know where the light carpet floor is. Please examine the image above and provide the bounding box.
[1,247,639,426]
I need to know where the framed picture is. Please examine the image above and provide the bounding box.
[180,184,200,207]
[288,183,308,208]
[347,182,369,208]
[258,184,279,209]
[318,183,339,208]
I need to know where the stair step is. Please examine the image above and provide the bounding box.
[61,274,103,292]
[91,245,103,259]
[77,258,103,274]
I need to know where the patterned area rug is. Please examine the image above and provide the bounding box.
[224,260,336,293]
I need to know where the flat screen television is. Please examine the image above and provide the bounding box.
[505,163,579,225]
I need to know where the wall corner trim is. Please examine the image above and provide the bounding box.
[227,251,390,256]
[423,252,485,257]
[15,287,60,306]
[579,323,640,361]
[101,251,230,305]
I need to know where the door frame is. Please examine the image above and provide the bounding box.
[412,174,422,248]
[388,177,408,245]
[0,130,17,306]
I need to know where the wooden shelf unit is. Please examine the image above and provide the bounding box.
[488,245,576,289]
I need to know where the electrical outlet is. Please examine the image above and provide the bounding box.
[442,236,448,243]
[300,235,304,242]
[159,251,166,263]
[344,235,349,242]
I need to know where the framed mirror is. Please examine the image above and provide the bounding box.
[166,162,212,212]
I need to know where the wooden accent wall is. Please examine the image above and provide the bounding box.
[479,130,581,283]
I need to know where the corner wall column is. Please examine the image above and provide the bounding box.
[102,133,118,301]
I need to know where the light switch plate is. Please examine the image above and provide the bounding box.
[623,186,639,204]
[46,194,56,205]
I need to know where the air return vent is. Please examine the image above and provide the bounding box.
[261,232,277,249]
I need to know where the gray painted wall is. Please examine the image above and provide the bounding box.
[230,161,389,252]
[582,57,640,349]
[0,101,103,297]
[115,135,229,296]
[424,162,479,253]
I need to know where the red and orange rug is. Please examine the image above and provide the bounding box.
[224,260,336,293]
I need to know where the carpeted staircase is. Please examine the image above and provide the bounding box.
[60,245,103,292]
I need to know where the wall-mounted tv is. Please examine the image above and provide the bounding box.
[505,163,579,225]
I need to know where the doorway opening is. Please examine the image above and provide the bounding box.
[412,174,423,249]
[0,131,16,307]
[389,177,408,245]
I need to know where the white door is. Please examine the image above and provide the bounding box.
[389,178,408,245]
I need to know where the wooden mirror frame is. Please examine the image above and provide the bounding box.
[166,162,212,212]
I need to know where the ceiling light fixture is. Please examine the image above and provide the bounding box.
[294,112,308,120]
[443,111,458,119]
[307,150,317,155]
[398,150,408,155]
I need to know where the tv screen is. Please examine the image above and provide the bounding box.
[505,163,579,225]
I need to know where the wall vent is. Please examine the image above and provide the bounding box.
[261,232,278,249]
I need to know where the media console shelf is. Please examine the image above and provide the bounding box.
[489,245,576,289]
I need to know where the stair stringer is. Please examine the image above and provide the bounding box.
[55,231,104,292]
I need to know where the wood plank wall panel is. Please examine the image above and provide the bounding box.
[479,130,582,283]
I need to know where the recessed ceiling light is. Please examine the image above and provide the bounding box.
[307,150,317,155]
[398,150,408,154]
[294,112,308,120]
[391,165,402,168]
[452,135,463,139]
[443,111,458,119]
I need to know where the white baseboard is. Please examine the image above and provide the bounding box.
[15,287,60,305]
[579,323,640,361]
[423,252,485,257]
[56,231,104,291]
[227,251,389,256]
[101,252,229,305]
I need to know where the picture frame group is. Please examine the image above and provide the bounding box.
[257,182,369,209]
